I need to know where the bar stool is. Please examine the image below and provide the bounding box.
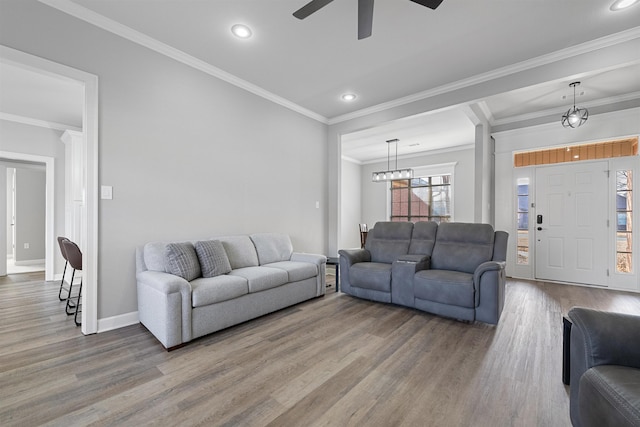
[57,236,71,301]
[62,239,83,326]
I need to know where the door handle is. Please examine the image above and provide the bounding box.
[537,227,543,231]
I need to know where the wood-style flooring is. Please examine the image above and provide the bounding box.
[1,272,639,426]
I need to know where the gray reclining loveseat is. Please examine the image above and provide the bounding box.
[339,221,508,324]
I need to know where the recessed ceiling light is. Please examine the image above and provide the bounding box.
[231,24,252,39]
[610,0,639,11]
[341,93,357,102]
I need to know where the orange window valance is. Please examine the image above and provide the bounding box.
[514,137,638,167]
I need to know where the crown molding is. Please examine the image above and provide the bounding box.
[36,1,640,128]
[0,112,81,132]
[328,27,640,125]
[38,0,329,124]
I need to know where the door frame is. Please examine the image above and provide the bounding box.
[0,46,99,335]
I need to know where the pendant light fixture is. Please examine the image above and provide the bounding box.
[371,139,414,182]
[561,81,588,128]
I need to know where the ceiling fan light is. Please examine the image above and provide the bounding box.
[610,0,639,11]
[231,24,252,39]
[561,82,588,129]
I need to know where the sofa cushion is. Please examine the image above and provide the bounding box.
[143,242,168,272]
[365,222,414,264]
[414,269,475,308]
[217,235,259,269]
[229,266,289,293]
[579,365,640,427]
[194,240,232,278]
[165,242,201,281]
[430,223,495,274]
[409,221,438,256]
[350,262,392,292]
[250,233,293,265]
[263,261,318,282]
[190,275,249,307]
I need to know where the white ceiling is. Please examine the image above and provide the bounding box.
[2,0,640,162]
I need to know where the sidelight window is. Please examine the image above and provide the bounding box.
[516,178,530,265]
[616,170,633,273]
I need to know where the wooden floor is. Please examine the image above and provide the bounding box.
[1,273,639,427]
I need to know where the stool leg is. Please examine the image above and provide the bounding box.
[58,260,68,301]
[65,269,77,315]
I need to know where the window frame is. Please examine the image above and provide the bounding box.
[386,162,456,223]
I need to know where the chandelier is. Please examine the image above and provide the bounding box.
[561,81,589,128]
[371,139,414,182]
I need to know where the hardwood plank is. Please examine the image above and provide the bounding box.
[1,273,639,426]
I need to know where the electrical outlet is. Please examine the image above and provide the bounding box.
[24,243,29,249]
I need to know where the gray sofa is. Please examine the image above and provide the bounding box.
[339,221,508,324]
[569,307,640,427]
[136,233,326,349]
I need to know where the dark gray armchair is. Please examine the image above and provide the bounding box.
[569,307,640,427]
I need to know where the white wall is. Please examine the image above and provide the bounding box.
[14,168,45,262]
[340,158,362,251]
[0,120,66,273]
[0,0,328,320]
[494,107,640,291]
[359,147,475,229]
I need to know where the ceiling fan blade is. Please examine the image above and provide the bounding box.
[409,0,444,10]
[293,0,335,19]
[358,0,374,40]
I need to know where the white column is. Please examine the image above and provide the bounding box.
[61,130,85,249]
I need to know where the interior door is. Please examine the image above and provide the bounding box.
[535,161,609,286]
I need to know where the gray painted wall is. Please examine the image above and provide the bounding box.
[0,0,328,319]
[339,158,362,251]
[14,168,45,262]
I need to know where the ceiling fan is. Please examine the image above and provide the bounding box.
[293,0,444,40]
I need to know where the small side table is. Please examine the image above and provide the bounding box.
[563,316,572,385]
[326,257,340,292]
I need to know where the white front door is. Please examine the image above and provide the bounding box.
[535,161,609,286]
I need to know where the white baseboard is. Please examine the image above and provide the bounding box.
[15,258,45,266]
[97,311,139,333]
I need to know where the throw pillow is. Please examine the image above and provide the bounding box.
[195,240,232,278]
[165,242,201,281]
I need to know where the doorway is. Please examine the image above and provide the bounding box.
[0,46,99,335]
[534,161,609,286]
[3,162,47,274]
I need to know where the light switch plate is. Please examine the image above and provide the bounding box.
[101,185,113,200]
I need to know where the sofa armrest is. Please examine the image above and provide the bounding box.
[391,255,431,307]
[569,308,640,371]
[338,248,371,266]
[136,270,193,349]
[338,249,371,294]
[473,261,506,325]
[568,307,640,425]
[397,254,431,265]
[291,252,327,296]
[291,252,327,266]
